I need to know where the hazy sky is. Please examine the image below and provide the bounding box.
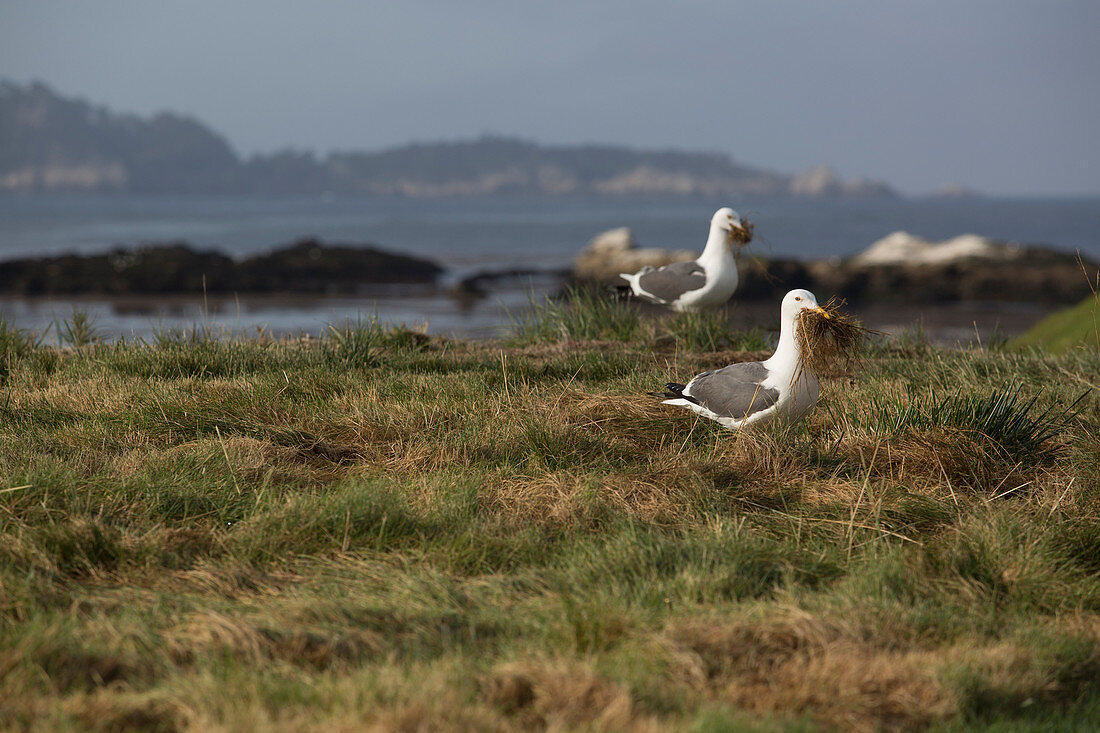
[2,1,1098,195]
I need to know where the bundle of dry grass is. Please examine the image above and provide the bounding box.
[795,297,873,377]
[731,217,755,246]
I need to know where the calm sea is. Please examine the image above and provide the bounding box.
[1,194,1098,340]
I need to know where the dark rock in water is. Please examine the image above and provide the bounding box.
[733,249,1098,305]
[448,266,571,313]
[0,238,444,295]
[454,267,572,297]
[734,259,814,301]
[0,243,236,295]
[234,238,444,294]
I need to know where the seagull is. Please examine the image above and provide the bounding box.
[651,289,828,429]
[619,207,748,311]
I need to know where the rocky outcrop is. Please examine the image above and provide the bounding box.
[0,239,443,295]
[572,226,1097,305]
[788,165,895,198]
[733,249,1097,305]
[572,227,696,282]
[852,231,1023,266]
[231,239,443,293]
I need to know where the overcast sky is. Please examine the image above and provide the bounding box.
[2,1,1097,195]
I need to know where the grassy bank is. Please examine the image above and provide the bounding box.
[2,304,1100,731]
[1011,292,1100,355]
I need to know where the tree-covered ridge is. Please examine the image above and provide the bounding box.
[0,80,894,197]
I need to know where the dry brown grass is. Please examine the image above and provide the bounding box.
[168,611,382,670]
[367,699,512,733]
[837,428,1063,499]
[666,611,956,731]
[796,298,874,379]
[731,217,755,246]
[487,467,705,527]
[161,565,304,599]
[67,691,190,733]
[482,659,657,731]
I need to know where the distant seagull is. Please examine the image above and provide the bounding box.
[651,289,827,429]
[619,207,749,311]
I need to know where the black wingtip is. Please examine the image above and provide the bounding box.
[609,284,633,300]
[648,383,699,404]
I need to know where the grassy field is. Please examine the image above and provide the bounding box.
[2,301,1100,732]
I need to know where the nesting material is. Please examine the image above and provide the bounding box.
[795,297,872,377]
[730,217,755,246]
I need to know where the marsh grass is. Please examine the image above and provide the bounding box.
[512,285,773,352]
[511,284,643,343]
[56,307,102,348]
[661,310,772,352]
[325,316,384,367]
[1,323,1099,731]
[859,381,1089,463]
[0,318,37,386]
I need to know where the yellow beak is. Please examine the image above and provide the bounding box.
[813,306,831,320]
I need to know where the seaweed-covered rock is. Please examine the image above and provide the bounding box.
[233,238,443,293]
[0,243,236,295]
[734,249,1097,305]
[0,239,443,295]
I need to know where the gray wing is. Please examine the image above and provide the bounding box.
[686,362,778,419]
[635,261,706,302]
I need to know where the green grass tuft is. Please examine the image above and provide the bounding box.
[663,310,772,352]
[861,380,1089,462]
[0,317,38,385]
[511,285,642,343]
[511,286,773,352]
[56,307,103,348]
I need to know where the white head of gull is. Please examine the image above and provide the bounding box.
[652,289,828,429]
[619,206,747,312]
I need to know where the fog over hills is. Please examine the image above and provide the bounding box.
[0,80,895,198]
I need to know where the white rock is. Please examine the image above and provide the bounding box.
[789,165,841,196]
[573,227,695,282]
[789,165,896,197]
[853,231,1023,266]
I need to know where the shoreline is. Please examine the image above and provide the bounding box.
[0,288,1060,347]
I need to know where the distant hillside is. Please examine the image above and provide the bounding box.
[0,80,896,198]
[0,81,243,193]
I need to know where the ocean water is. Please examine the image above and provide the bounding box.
[1,194,1098,340]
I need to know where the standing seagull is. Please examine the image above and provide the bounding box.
[619,207,749,311]
[651,289,828,429]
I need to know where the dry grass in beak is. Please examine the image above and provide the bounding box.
[729,217,755,247]
[795,297,873,378]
